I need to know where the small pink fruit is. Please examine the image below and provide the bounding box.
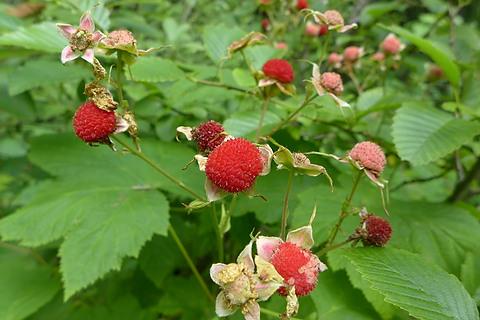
[320,72,343,95]
[349,141,386,175]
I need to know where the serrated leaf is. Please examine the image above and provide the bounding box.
[311,270,380,319]
[0,134,204,299]
[383,25,460,87]
[8,60,90,95]
[202,24,244,63]
[341,248,479,320]
[223,110,281,139]
[0,22,66,53]
[392,104,480,165]
[128,57,184,82]
[0,249,60,320]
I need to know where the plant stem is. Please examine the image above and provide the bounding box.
[260,308,302,320]
[256,97,270,142]
[266,94,317,137]
[326,170,362,246]
[116,53,126,109]
[317,237,354,257]
[280,170,294,240]
[169,225,214,302]
[210,203,224,262]
[187,76,254,95]
[112,136,206,201]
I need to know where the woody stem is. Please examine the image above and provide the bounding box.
[168,225,214,302]
[111,136,206,201]
[280,170,294,240]
[326,170,362,246]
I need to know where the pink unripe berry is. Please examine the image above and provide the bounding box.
[382,34,402,54]
[349,141,386,175]
[372,52,385,62]
[324,10,344,26]
[344,46,361,62]
[320,72,343,95]
[327,52,342,66]
[305,22,321,36]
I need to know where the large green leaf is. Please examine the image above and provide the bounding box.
[340,248,479,320]
[224,109,281,139]
[0,249,60,320]
[0,22,66,53]
[202,24,244,63]
[0,134,204,299]
[392,103,480,165]
[8,60,90,95]
[383,25,460,87]
[128,57,184,83]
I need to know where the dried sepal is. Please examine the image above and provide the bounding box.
[254,256,283,301]
[84,82,118,111]
[226,32,266,59]
[176,126,194,141]
[205,178,226,202]
[256,236,283,261]
[284,286,299,319]
[194,154,208,171]
[216,291,237,317]
[257,144,273,176]
[286,225,314,249]
[237,240,255,273]
[309,62,350,109]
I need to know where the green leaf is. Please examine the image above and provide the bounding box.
[202,24,244,63]
[392,103,480,165]
[311,270,380,319]
[460,251,480,305]
[8,60,90,95]
[360,2,403,25]
[223,110,281,139]
[0,22,67,53]
[340,247,479,320]
[0,249,60,320]
[128,57,184,83]
[0,134,205,299]
[382,25,460,87]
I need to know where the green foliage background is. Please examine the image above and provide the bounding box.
[0,0,479,319]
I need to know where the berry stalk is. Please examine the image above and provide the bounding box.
[280,170,294,240]
[325,170,362,246]
[210,203,224,262]
[256,96,270,142]
[168,225,215,302]
[112,136,206,201]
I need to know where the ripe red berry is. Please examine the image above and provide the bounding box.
[270,242,321,296]
[349,141,386,175]
[318,24,329,36]
[73,101,116,143]
[363,215,392,247]
[192,120,225,153]
[261,18,270,31]
[296,0,309,10]
[262,59,294,84]
[205,138,262,193]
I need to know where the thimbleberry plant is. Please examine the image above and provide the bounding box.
[0,2,479,320]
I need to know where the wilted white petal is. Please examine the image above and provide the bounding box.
[176,126,193,141]
[114,116,129,134]
[338,23,358,33]
[194,154,208,171]
[319,260,328,272]
[92,30,106,43]
[328,92,350,108]
[210,263,227,285]
[286,225,314,249]
[257,144,273,176]
[256,236,283,261]
[56,23,76,40]
[258,78,276,87]
[243,301,260,320]
[237,241,254,272]
[215,291,236,317]
[205,178,225,202]
[61,46,80,64]
[81,48,95,64]
[79,12,95,32]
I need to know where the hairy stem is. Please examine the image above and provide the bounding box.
[169,225,214,302]
[210,203,223,262]
[112,137,206,201]
[317,237,356,257]
[326,170,362,246]
[280,170,294,240]
[266,94,317,137]
[256,97,270,142]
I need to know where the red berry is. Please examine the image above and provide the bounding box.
[296,0,309,10]
[271,242,321,296]
[73,101,116,143]
[262,59,294,84]
[349,141,386,175]
[192,120,225,153]
[205,138,262,193]
[363,215,392,247]
[318,24,329,36]
[261,18,270,31]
